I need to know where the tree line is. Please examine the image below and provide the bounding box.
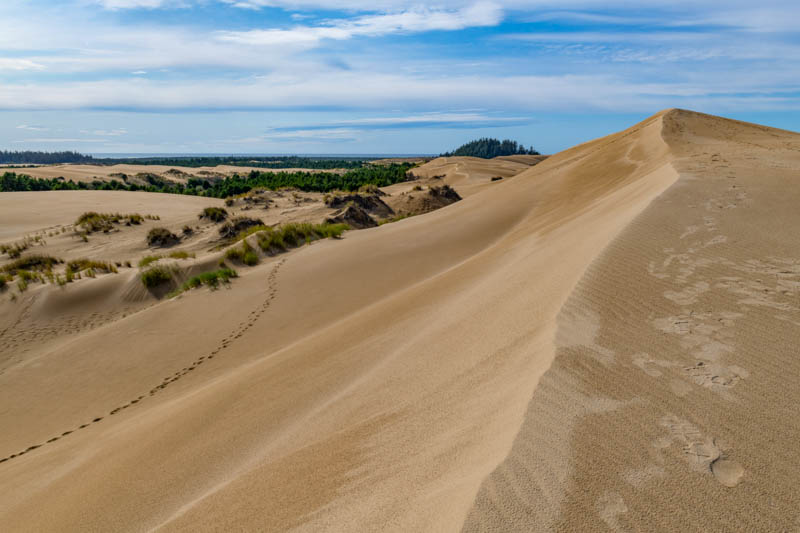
[441,138,539,158]
[0,150,370,169]
[0,164,415,197]
[0,151,95,165]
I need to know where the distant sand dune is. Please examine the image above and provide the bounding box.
[1,110,798,531]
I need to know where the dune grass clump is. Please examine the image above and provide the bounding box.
[138,255,161,268]
[219,216,264,240]
[146,227,180,247]
[224,239,259,266]
[0,274,8,291]
[1,254,63,275]
[139,251,194,267]
[66,259,118,275]
[75,212,151,233]
[67,259,117,273]
[140,265,176,288]
[178,267,238,293]
[0,239,32,259]
[199,207,228,223]
[256,222,348,254]
[378,213,414,225]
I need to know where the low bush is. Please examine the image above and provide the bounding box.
[66,259,118,274]
[199,206,228,222]
[140,265,175,288]
[146,227,180,247]
[219,216,264,240]
[256,222,348,254]
[75,212,150,233]
[178,267,238,293]
[138,255,161,267]
[169,250,195,260]
[225,239,259,266]
[1,254,62,274]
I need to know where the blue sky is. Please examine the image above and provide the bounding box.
[1,0,799,155]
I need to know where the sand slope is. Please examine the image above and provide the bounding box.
[398,155,544,197]
[463,110,800,531]
[1,110,797,531]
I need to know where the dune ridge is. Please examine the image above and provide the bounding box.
[462,110,800,531]
[2,109,795,531]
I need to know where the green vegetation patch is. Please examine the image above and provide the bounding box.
[75,211,151,233]
[140,265,176,288]
[139,250,195,267]
[146,227,180,247]
[66,259,118,274]
[441,138,539,158]
[2,163,413,197]
[224,239,259,266]
[1,254,63,274]
[256,222,348,254]
[178,267,238,293]
[199,206,228,222]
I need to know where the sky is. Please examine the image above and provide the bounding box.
[1,0,799,155]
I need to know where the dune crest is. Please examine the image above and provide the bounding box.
[463,109,800,531]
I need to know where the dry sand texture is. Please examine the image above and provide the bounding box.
[0,110,797,531]
[464,110,800,531]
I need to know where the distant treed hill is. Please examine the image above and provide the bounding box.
[0,150,369,169]
[441,138,539,158]
[0,151,95,165]
[0,164,414,197]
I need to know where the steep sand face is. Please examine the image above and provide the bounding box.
[463,111,800,531]
[0,112,677,531]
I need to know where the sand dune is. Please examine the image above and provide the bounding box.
[1,110,798,531]
[11,163,345,185]
[396,154,544,197]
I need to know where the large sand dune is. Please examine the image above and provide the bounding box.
[1,110,799,531]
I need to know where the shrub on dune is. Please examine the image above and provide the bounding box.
[75,212,150,233]
[66,259,118,274]
[146,227,180,247]
[199,207,228,223]
[178,267,238,292]
[140,265,175,288]
[256,222,348,254]
[1,254,63,274]
[225,239,259,266]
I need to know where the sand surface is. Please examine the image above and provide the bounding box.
[1,110,798,531]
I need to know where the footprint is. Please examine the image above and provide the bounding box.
[658,416,744,487]
[711,458,745,487]
[598,491,628,531]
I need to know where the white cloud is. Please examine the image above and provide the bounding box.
[13,138,106,143]
[92,0,187,9]
[0,58,44,71]
[216,3,503,46]
[16,124,49,131]
[1,72,796,113]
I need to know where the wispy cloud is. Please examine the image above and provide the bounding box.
[16,124,49,131]
[217,3,503,47]
[0,58,45,71]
